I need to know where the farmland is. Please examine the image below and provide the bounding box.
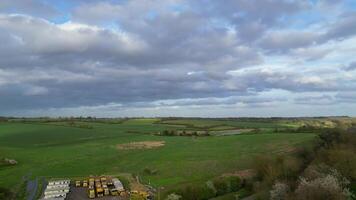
[0,117,347,199]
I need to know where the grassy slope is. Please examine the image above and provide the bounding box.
[0,119,315,192]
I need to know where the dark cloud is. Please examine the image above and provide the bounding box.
[335,92,356,103]
[259,31,318,53]
[321,12,356,42]
[0,0,58,18]
[294,95,335,105]
[226,68,345,93]
[0,1,356,115]
[343,61,356,71]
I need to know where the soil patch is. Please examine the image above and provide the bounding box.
[117,141,165,150]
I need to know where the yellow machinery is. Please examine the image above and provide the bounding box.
[85,176,128,198]
[110,188,119,196]
[103,186,110,196]
[75,180,81,187]
[83,180,88,187]
[96,187,104,197]
[139,191,149,198]
[100,177,107,182]
[88,188,95,199]
[107,178,113,186]
[89,178,95,187]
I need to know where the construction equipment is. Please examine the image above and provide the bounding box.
[107,178,113,186]
[84,176,127,198]
[89,178,95,187]
[110,188,119,196]
[100,177,107,182]
[139,191,149,198]
[75,180,81,187]
[96,187,104,197]
[131,190,138,194]
[103,186,110,196]
[83,180,88,187]
[88,189,95,199]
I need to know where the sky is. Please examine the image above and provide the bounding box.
[0,0,356,117]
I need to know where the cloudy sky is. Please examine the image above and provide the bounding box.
[0,0,356,117]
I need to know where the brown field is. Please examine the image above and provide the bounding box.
[117,141,165,150]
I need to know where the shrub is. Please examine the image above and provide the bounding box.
[0,187,12,200]
[213,178,229,196]
[324,149,356,180]
[228,177,242,192]
[170,177,241,200]
[280,156,303,180]
[295,175,353,200]
[205,180,217,195]
[253,156,279,183]
[142,168,158,175]
[177,184,214,200]
[270,182,290,200]
[317,130,343,149]
[213,176,241,196]
[253,155,302,184]
[295,166,354,200]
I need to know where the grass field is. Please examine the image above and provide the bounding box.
[160,118,292,129]
[0,118,317,197]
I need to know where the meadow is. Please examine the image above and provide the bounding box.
[0,118,321,198]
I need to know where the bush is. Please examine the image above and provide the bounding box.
[324,149,356,180]
[170,177,241,200]
[176,184,214,200]
[253,155,302,184]
[253,156,279,183]
[213,178,229,196]
[270,182,290,200]
[142,168,158,175]
[0,187,12,200]
[317,129,344,149]
[212,176,241,196]
[295,175,353,200]
[295,165,354,200]
[228,177,241,192]
[247,127,356,200]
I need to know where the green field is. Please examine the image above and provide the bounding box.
[0,118,317,197]
[160,118,292,129]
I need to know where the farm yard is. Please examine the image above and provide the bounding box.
[0,117,352,199]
